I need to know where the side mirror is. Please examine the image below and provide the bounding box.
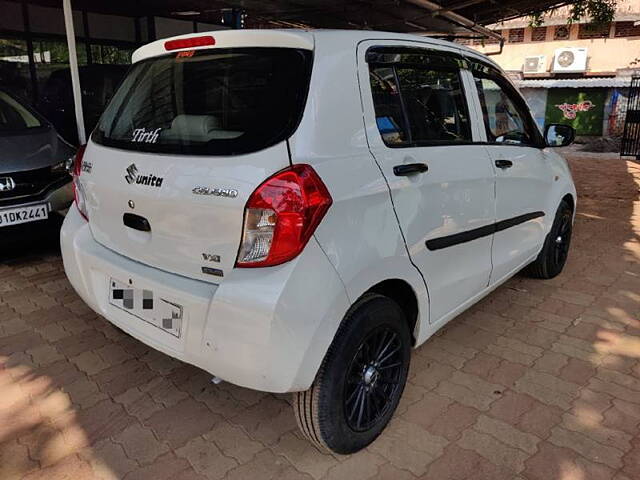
[544,123,575,147]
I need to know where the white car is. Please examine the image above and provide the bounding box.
[61,29,576,454]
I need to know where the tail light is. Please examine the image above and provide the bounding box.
[165,36,215,51]
[71,144,88,221]
[236,164,332,268]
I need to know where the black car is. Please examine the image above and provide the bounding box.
[0,88,75,229]
[36,64,128,144]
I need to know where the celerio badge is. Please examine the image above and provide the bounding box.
[192,186,238,198]
[125,164,164,187]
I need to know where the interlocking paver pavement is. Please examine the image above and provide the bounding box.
[1,151,639,479]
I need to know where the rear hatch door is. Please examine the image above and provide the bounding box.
[81,40,313,283]
[83,142,289,283]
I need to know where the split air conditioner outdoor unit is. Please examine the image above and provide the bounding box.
[523,55,547,74]
[552,48,588,73]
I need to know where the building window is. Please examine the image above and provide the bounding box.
[485,31,501,45]
[0,39,32,101]
[614,21,640,37]
[470,31,501,46]
[32,39,88,93]
[508,28,524,43]
[578,23,611,39]
[90,44,134,65]
[531,26,547,42]
[554,25,570,40]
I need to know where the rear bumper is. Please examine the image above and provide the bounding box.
[60,207,350,393]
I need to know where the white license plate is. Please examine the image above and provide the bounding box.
[109,278,183,338]
[0,204,49,227]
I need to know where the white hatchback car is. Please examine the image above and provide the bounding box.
[61,29,576,453]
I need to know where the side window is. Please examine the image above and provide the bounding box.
[369,67,409,146]
[473,76,535,145]
[396,68,471,144]
[369,58,471,147]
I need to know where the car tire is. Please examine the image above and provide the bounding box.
[293,293,411,454]
[526,199,573,279]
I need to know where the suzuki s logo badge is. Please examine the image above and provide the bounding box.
[125,164,138,184]
[125,163,164,188]
[0,177,16,192]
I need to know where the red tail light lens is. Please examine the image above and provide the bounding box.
[72,144,88,221]
[164,36,215,51]
[236,165,332,268]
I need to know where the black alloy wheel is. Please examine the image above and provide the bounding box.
[344,326,404,432]
[553,209,572,268]
[294,293,411,454]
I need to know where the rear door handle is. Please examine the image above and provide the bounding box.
[123,213,151,232]
[393,163,429,176]
[495,159,513,169]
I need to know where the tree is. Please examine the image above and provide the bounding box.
[530,0,617,27]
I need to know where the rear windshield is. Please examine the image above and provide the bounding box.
[92,47,312,155]
[0,91,43,132]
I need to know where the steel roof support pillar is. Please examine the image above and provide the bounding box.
[63,0,86,144]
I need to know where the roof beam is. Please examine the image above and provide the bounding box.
[404,0,504,41]
[445,0,488,11]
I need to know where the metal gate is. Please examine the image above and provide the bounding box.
[621,76,640,158]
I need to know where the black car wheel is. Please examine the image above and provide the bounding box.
[294,294,411,454]
[527,199,573,279]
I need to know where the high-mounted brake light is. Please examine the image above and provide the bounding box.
[236,165,333,268]
[71,144,89,221]
[164,36,215,51]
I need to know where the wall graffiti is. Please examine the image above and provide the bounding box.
[545,89,606,136]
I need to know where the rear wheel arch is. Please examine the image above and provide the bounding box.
[366,279,419,345]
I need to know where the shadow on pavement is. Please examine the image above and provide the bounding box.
[0,214,64,263]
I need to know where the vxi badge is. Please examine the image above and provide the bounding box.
[125,164,164,187]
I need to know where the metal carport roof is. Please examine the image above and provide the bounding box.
[23,1,585,34]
